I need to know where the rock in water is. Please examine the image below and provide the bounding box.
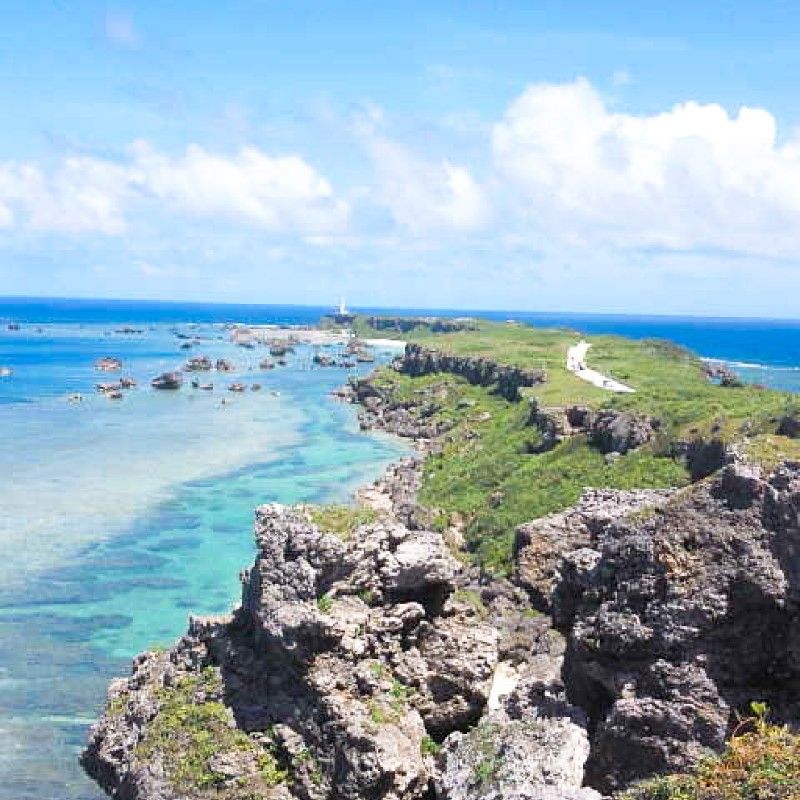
[150,371,182,390]
[95,356,122,372]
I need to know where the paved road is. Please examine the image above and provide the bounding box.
[566,340,635,393]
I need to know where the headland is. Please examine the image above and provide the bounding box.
[81,315,800,800]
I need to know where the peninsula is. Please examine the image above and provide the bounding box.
[82,316,800,800]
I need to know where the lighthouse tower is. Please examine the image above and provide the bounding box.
[333,296,356,325]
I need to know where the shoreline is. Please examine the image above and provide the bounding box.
[79,323,800,800]
[0,320,411,800]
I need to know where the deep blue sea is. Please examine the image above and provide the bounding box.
[0,297,797,800]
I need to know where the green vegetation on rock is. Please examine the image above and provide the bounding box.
[358,317,800,572]
[135,667,285,796]
[365,317,798,437]
[307,504,377,539]
[369,367,689,571]
[620,706,800,800]
[420,735,441,757]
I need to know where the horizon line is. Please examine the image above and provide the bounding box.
[0,293,798,324]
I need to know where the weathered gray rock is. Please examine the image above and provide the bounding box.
[554,462,800,793]
[437,719,601,800]
[84,502,542,800]
[364,316,479,334]
[513,489,673,611]
[586,410,659,455]
[398,344,545,401]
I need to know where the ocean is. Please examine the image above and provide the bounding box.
[0,297,797,800]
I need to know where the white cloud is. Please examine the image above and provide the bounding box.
[129,142,349,232]
[492,77,800,258]
[360,126,489,234]
[0,158,128,234]
[0,144,348,236]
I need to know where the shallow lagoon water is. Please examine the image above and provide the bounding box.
[0,316,408,799]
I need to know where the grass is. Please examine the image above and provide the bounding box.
[421,735,441,757]
[452,589,489,619]
[367,699,398,725]
[316,593,334,613]
[469,722,504,788]
[307,504,377,539]
[365,674,412,726]
[620,706,800,800]
[135,667,285,795]
[370,367,688,572]
[743,434,800,471]
[354,318,800,573]
[362,316,799,440]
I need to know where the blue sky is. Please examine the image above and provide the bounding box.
[1,1,800,316]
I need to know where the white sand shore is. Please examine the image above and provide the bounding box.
[231,325,407,350]
[566,340,634,393]
[362,338,407,349]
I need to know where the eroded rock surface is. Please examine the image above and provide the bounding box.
[514,489,674,611]
[84,501,591,800]
[554,463,800,793]
[398,344,546,402]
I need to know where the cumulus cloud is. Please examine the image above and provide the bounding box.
[0,144,348,235]
[0,157,128,234]
[129,142,348,232]
[492,77,800,257]
[357,118,489,234]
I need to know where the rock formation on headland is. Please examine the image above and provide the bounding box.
[398,343,546,401]
[83,327,800,800]
[82,460,800,799]
[84,498,601,800]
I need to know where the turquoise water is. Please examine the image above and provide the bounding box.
[0,316,408,799]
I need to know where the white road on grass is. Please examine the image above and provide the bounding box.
[566,340,635,393]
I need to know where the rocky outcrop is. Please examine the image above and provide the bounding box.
[85,341,800,800]
[347,375,457,442]
[398,344,545,402]
[702,360,743,387]
[551,462,800,793]
[525,403,660,456]
[356,456,424,529]
[184,355,213,371]
[365,317,479,334]
[95,357,123,372]
[513,489,674,611]
[84,503,593,800]
[150,371,182,390]
[586,410,660,455]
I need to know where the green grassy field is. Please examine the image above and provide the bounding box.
[355,317,800,572]
[365,318,797,437]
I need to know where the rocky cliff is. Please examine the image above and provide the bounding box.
[83,503,599,800]
[365,317,480,334]
[397,344,546,402]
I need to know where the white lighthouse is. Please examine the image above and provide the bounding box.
[333,296,356,325]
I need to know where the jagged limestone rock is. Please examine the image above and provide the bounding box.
[555,462,800,793]
[437,719,601,800]
[513,489,673,611]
